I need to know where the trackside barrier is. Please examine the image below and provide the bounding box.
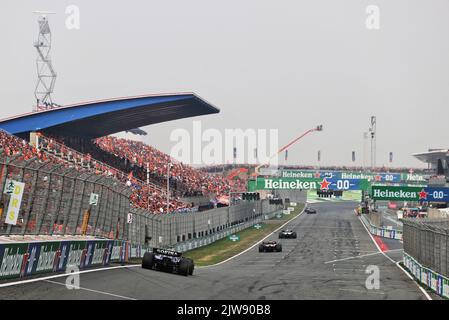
[360,214,403,240]
[172,206,292,253]
[403,252,449,299]
[173,203,303,252]
[173,216,266,253]
[0,239,151,281]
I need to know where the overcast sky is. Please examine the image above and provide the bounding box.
[1,0,448,168]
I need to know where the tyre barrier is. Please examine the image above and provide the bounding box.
[403,252,449,299]
[0,239,151,281]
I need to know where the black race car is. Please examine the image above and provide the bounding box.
[279,229,297,239]
[142,248,194,276]
[305,207,317,214]
[259,241,282,252]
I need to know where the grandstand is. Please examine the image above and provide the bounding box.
[0,93,234,215]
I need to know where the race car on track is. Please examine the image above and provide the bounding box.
[259,241,282,252]
[305,207,317,214]
[142,248,194,276]
[278,229,297,239]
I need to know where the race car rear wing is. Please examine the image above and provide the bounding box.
[153,248,182,257]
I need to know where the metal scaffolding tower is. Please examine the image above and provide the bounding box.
[33,13,58,112]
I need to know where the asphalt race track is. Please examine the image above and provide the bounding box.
[0,202,431,300]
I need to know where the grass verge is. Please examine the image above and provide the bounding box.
[183,203,305,266]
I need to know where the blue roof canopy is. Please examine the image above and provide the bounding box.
[0,93,219,140]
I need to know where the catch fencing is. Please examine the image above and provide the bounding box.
[1,152,286,249]
[0,152,132,240]
[130,199,283,248]
[402,219,449,279]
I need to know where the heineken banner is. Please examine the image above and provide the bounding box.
[372,185,449,202]
[400,173,426,182]
[281,170,401,183]
[249,177,370,191]
[260,169,424,183]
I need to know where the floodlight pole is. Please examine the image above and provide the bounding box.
[369,116,376,170]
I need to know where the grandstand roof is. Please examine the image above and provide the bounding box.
[413,149,449,164]
[0,93,220,140]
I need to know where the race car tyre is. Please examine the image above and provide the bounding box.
[279,234,284,239]
[186,258,195,275]
[292,232,297,239]
[179,258,191,276]
[259,244,264,252]
[142,252,155,270]
[275,244,282,252]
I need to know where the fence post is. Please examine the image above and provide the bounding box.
[35,164,64,235]
[48,167,73,235]
[61,172,78,236]
[71,173,94,235]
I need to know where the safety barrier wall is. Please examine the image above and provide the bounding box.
[0,239,151,281]
[360,214,403,240]
[133,199,285,248]
[403,252,449,299]
[402,219,449,279]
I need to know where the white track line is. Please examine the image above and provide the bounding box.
[44,279,137,300]
[198,206,307,268]
[0,264,141,288]
[395,261,432,301]
[324,249,404,264]
[358,216,432,300]
[358,216,396,264]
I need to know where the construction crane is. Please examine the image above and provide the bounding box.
[254,125,323,176]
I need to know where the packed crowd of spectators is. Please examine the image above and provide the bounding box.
[1,131,199,214]
[0,131,52,162]
[94,136,232,198]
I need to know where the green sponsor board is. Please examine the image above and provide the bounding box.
[229,235,240,242]
[249,178,320,191]
[0,243,29,280]
[371,185,422,201]
[281,170,380,181]
[248,177,370,191]
[281,170,317,179]
[400,173,426,182]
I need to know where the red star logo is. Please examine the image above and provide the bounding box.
[320,178,331,190]
[418,189,428,200]
[314,172,321,178]
[374,175,382,182]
